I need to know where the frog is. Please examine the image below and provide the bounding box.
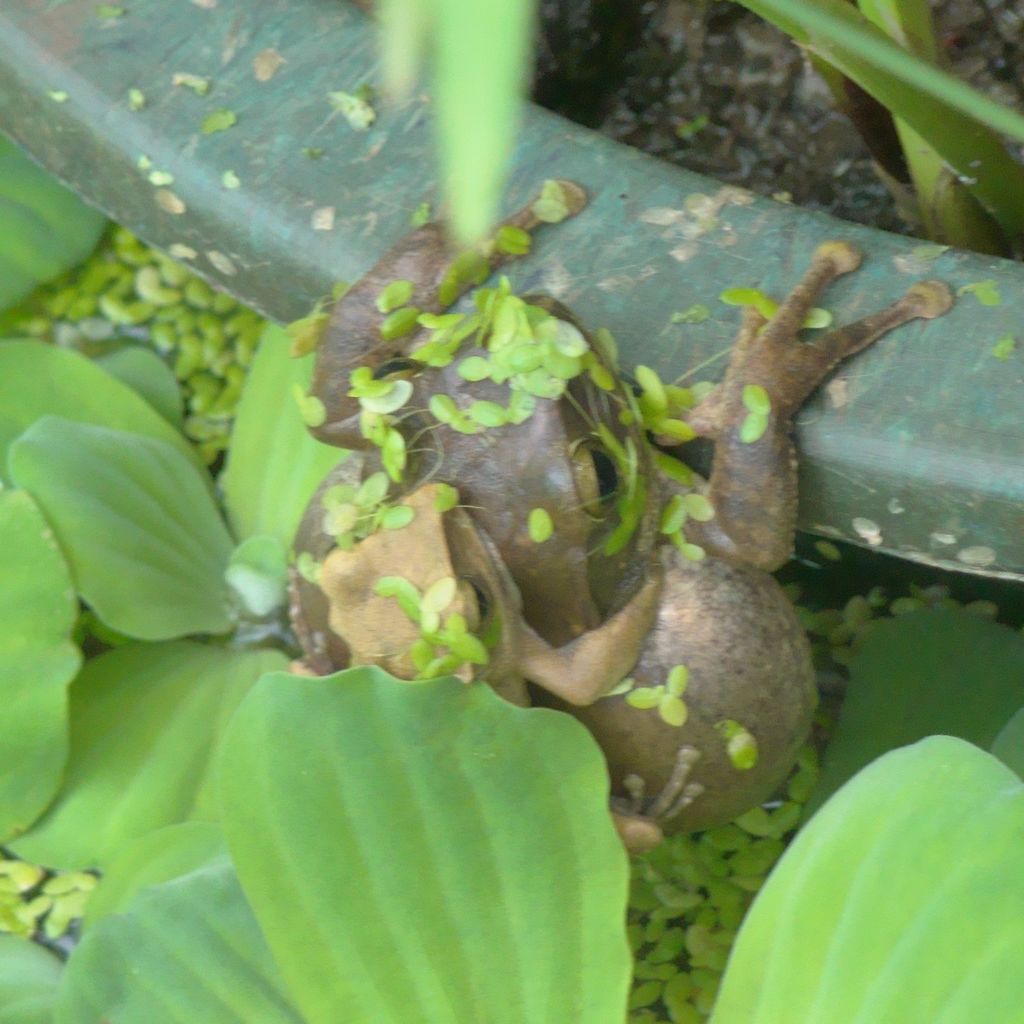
[288,180,953,851]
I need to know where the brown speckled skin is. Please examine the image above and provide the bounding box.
[290,191,953,843]
[535,550,816,833]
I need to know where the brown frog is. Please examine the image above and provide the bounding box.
[289,182,952,851]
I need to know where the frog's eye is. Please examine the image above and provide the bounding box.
[570,439,619,519]
[373,356,421,380]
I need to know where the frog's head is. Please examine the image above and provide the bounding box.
[289,454,529,706]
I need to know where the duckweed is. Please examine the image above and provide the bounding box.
[0,226,266,463]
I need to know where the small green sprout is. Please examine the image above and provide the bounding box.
[495,225,531,256]
[48,90,69,103]
[173,72,210,95]
[671,304,711,324]
[291,385,326,427]
[716,720,759,770]
[814,540,842,562]
[201,108,238,134]
[221,170,241,189]
[909,243,949,262]
[634,365,697,441]
[95,4,124,18]
[376,280,414,314]
[625,664,690,726]
[374,575,490,678]
[128,88,146,110]
[958,280,1001,306]
[320,471,414,549]
[660,495,687,536]
[410,202,431,228]
[654,450,694,487]
[380,306,422,341]
[719,287,831,328]
[528,507,554,543]
[675,112,709,139]
[303,147,325,160]
[438,250,490,306]
[992,334,1016,360]
[531,179,572,223]
[328,87,376,130]
[295,552,322,585]
[739,384,770,444]
[348,367,413,415]
[148,170,174,187]
[434,483,459,512]
[285,305,328,358]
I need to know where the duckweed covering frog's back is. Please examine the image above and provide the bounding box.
[288,181,952,848]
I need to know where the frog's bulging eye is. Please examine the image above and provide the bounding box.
[373,357,420,380]
[570,439,619,518]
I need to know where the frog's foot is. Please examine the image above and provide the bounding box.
[677,242,953,570]
[611,811,663,854]
[690,242,952,434]
[610,745,706,852]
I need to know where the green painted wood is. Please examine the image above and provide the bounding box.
[1,0,1022,581]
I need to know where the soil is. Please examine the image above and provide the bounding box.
[535,0,1024,238]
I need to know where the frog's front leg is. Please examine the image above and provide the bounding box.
[682,242,952,571]
[306,181,587,449]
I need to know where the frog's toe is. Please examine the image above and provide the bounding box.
[611,809,664,854]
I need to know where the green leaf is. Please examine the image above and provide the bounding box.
[434,482,459,512]
[430,0,535,242]
[0,491,80,842]
[11,642,286,869]
[958,279,1002,306]
[421,575,457,615]
[200,107,238,134]
[380,503,415,530]
[327,89,376,130]
[528,506,554,543]
[659,495,687,535]
[94,346,183,426]
[495,224,531,255]
[734,0,1024,237]
[10,417,234,640]
[0,340,200,483]
[739,412,768,444]
[222,325,347,547]
[224,535,289,617]
[681,492,714,522]
[807,608,1024,814]
[741,384,771,416]
[456,355,492,381]
[379,306,421,341]
[0,136,106,312]
[712,737,1024,1024]
[531,179,572,224]
[991,707,1024,780]
[218,668,631,1024]
[374,576,422,621]
[375,279,414,313]
[55,858,303,1022]
[83,822,226,927]
[0,935,62,1024]
[468,399,507,427]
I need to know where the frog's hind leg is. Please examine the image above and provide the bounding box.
[680,242,953,571]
